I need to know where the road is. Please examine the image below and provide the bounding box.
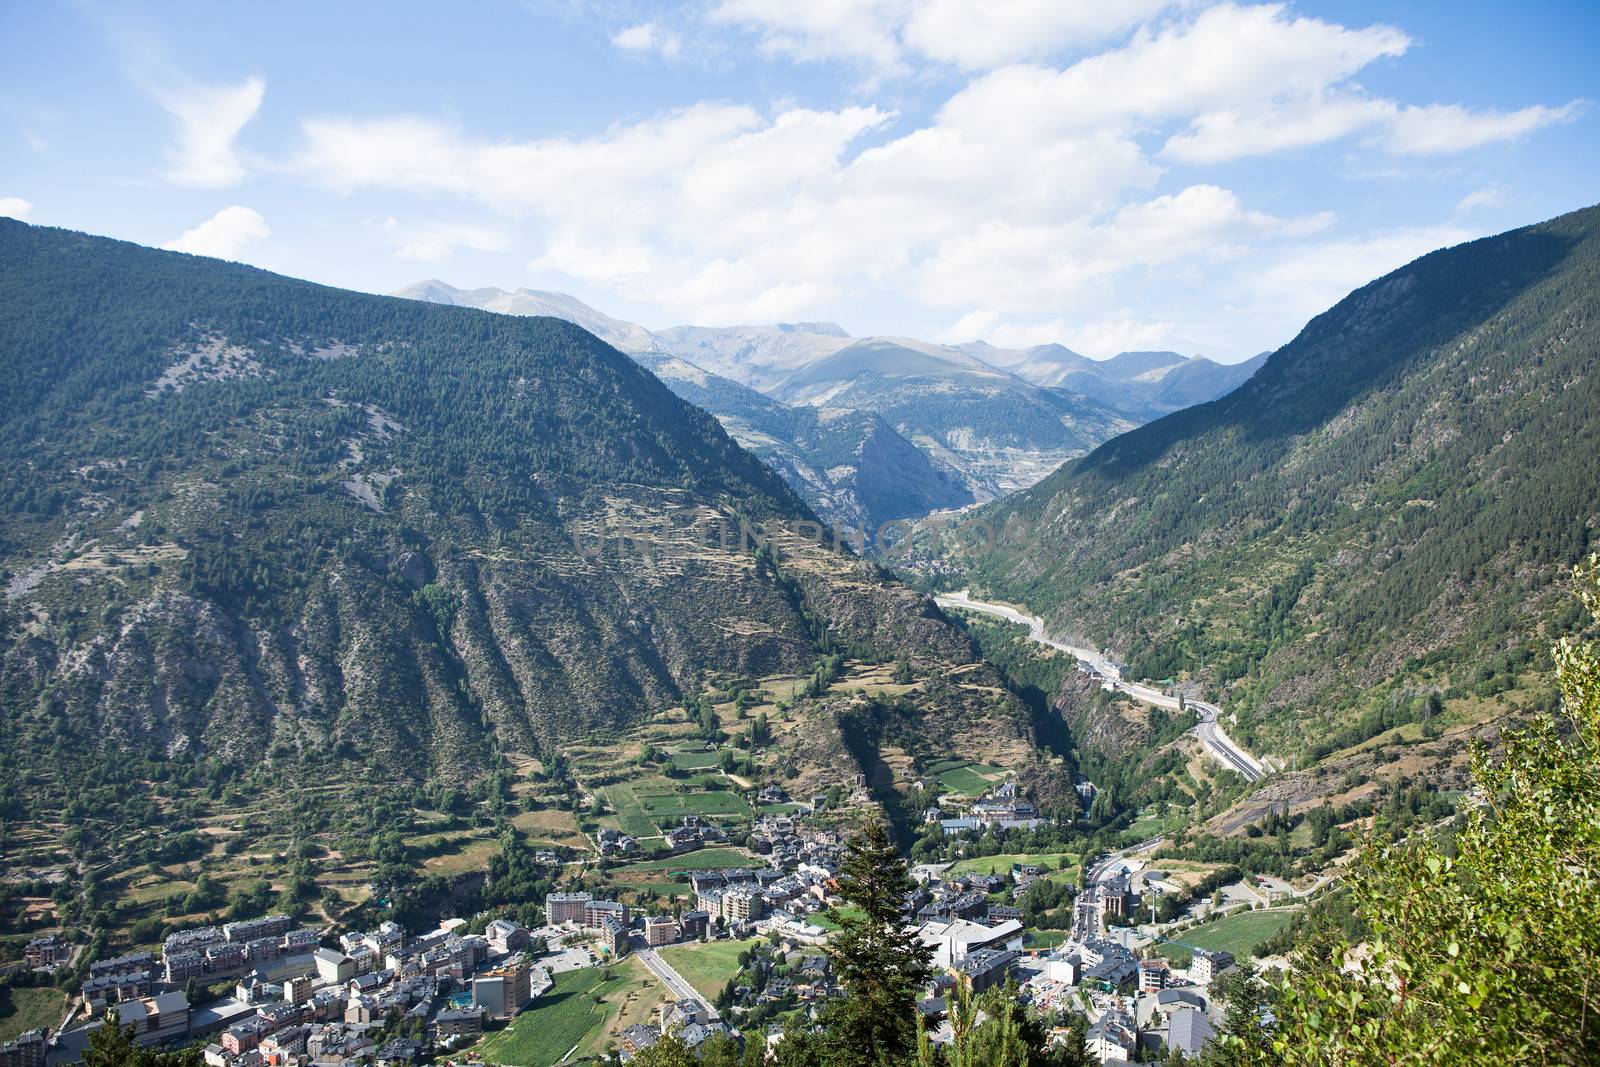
[934,590,1266,783]
[631,939,720,1020]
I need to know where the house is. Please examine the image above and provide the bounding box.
[24,935,69,969]
[1167,1008,1215,1060]
[618,1023,662,1062]
[1086,1008,1138,1064]
[660,998,712,1031]
[1190,948,1235,984]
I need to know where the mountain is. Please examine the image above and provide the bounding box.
[651,320,853,392]
[633,352,974,536]
[940,203,1600,769]
[960,342,1268,419]
[391,280,666,356]
[772,338,1136,499]
[396,284,1260,506]
[0,220,1032,784]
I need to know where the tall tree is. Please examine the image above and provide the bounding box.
[822,819,934,1067]
[1247,553,1600,1064]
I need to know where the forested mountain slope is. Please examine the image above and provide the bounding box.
[0,221,1030,785]
[939,204,1600,762]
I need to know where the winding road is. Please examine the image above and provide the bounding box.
[934,590,1266,782]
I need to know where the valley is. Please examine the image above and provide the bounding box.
[1,204,1597,1066]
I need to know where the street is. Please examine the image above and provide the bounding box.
[934,591,1265,782]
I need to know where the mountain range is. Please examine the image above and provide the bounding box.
[393,281,1265,531]
[0,220,1035,786]
[938,202,1600,785]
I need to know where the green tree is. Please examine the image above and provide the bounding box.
[1253,554,1600,1064]
[822,820,934,1067]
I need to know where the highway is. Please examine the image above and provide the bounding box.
[631,939,720,1020]
[934,590,1266,783]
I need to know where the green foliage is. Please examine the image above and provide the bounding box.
[1242,555,1600,1063]
[820,821,934,1067]
[954,206,1600,757]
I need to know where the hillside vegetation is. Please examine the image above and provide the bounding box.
[937,204,1600,765]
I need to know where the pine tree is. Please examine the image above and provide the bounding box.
[822,819,934,1067]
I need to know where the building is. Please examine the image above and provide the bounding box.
[619,1023,662,1062]
[115,991,191,1047]
[916,918,1023,969]
[223,914,292,944]
[546,892,592,925]
[283,973,315,1005]
[163,950,204,985]
[679,910,710,940]
[24,935,68,969]
[314,947,356,984]
[1167,1008,1216,1061]
[583,899,629,930]
[960,948,1018,994]
[1190,948,1235,984]
[486,919,529,955]
[474,955,533,1019]
[1086,1008,1138,1064]
[434,1006,486,1039]
[1139,957,1171,991]
[643,915,679,948]
[602,916,630,958]
[0,1029,46,1067]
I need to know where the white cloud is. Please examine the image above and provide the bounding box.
[285,3,1572,344]
[904,0,1175,70]
[612,22,681,58]
[1380,100,1582,154]
[0,196,34,220]
[1456,185,1507,214]
[1067,316,1178,359]
[154,76,265,187]
[710,0,1178,73]
[383,217,510,261]
[162,205,270,260]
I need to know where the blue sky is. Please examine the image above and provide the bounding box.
[2,1,1596,361]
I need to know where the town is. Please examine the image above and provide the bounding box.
[3,768,1293,1067]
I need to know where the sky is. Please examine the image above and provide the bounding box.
[1,2,1596,361]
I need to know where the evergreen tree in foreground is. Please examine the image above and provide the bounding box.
[1242,552,1600,1064]
[821,819,934,1067]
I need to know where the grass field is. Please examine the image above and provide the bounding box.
[1155,908,1297,967]
[477,963,661,1066]
[669,749,722,770]
[657,938,760,1001]
[0,985,66,1043]
[927,760,1005,795]
[635,791,752,820]
[947,852,1076,877]
[615,847,755,873]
